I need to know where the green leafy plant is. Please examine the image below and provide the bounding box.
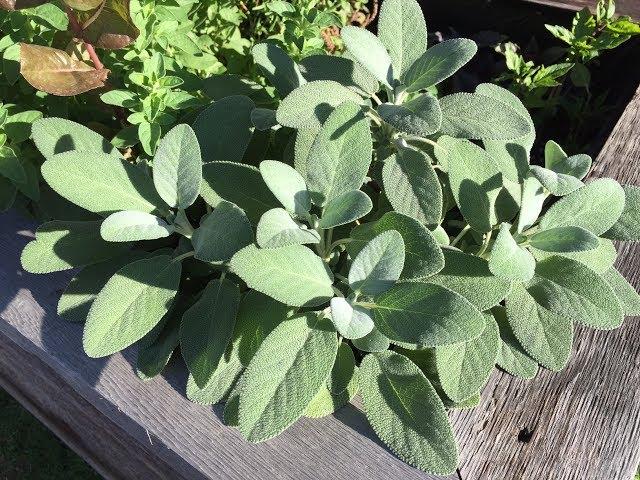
[20,0,640,475]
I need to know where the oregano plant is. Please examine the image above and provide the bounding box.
[20,0,640,475]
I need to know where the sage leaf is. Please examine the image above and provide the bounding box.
[100,211,174,242]
[377,0,427,79]
[602,267,640,316]
[180,279,241,388]
[41,152,168,216]
[530,237,617,274]
[306,102,372,205]
[292,127,320,179]
[259,160,311,215]
[378,94,442,137]
[404,38,477,92]
[436,313,499,402]
[489,223,536,282]
[529,255,624,330]
[318,190,372,229]
[299,54,379,96]
[439,93,531,141]
[328,342,356,394]
[152,124,202,209]
[252,42,305,97]
[603,185,640,241]
[192,201,254,262]
[230,244,334,307]
[529,226,599,252]
[257,208,321,248]
[31,117,117,159]
[517,175,546,233]
[492,306,538,379]
[250,108,278,131]
[200,161,279,224]
[359,351,458,475]
[544,140,592,179]
[21,220,131,274]
[349,212,444,280]
[349,230,405,296]
[341,25,393,87]
[193,95,255,161]
[372,282,486,348]
[506,282,573,371]
[305,367,359,418]
[539,178,625,235]
[83,255,181,358]
[430,248,512,310]
[382,149,442,227]
[276,80,363,129]
[238,314,338,442]
[530,165,584,196]
[352,327,391,352]
[329,297,374,339]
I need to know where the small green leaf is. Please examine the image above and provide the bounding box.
[305,367,359,418]
[430,248,512,311]
[330,297,374,340]
[349,230,404,296]
[238,314,338,442]
[529,226,599,253]
[602,267,640,317]
[231,244,334,307]
[0,146,25,184]
[359,351,458,475]
[100,211,174,242]
[252,42,305,97]
[539,178,625,235]
[378,94,442,137]
[530,165,583,196]
[192,201,254,262]
[257,208,320,248]
[138,121,161,156]
[21,220,131,274]
[544,140,591,179]
[506,282,572,372]
[259,160,310,215]
[492,306,538,379]
[373,282,485,348]
[306,102,372,205]
[349,212,444,280]
[517,175,545,233]
[383,148,442,227]
[341,25,393,87]
[180,279,241,388]
[152,124,202,209]
[83,255,181,358]
[603,185,640,241]
[436,313,499,402]
[404,38,477,92]
[319,190,372,229]
[328,342,356,394]
[489,223,536,282]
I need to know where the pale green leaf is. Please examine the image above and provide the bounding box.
[252,42,305,97]
[517,175,545,233]
[352,327,390,352]
[329,297,374,339]
[259,160,310,215]
[349,230,404,296]
[529,226,599,252]
[100,211,174,242]
[318,190,372,229]
[492,306,538,379]
[31,117,117,159]
[328,342,356,394]
[83,255,181,358]
[603,185,640,241]
[530,165,584,196]
[544,140,591,179]
[489,223,535,282]
[230,244,334,307]
[378,94,442,137]
[341,25,393,87]
[530,237,617,274]
[359,351,458,475]
[257,208,321,248]
[299,54,379,96]
[602,267,640,317]
[304,367,359,418]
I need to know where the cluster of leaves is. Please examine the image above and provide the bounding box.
[19,0,640,475]
[496,0,639,113]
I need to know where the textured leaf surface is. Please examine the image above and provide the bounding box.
[81,0,139,49]
[328,342,356,394]
[530,165,583,196]
[544,140,591,179]
[341,25,393,86]
[404,39,477,92]
[180,279,240,388]
[602,267,640,316]
[359,351,458,475]
[492,306,538,379]
[436,314,499,402]
[83,255,181,357]
[41,152,167,216]
[318,190,372,229]
[430,248,511,310]
[192,201,254,262]
[304,367,359,418]
[231,244,334,307]
[306,102,372,205]
[529,226,599,253]
[256,208,320,248]
[439,93,531,140]
[349,212,444,280]
[260,160,310,215]
[540,178,625,235]
[377,0,426,79]
[299,54,379,95]
[349,230,404,296]
[603,185,640,241]
[373,282,485,348]
[382,149,442,227]
[330,297,374,340]
[378,94,442,137]
[276,81,362,129]
[506,282,572,371]
[252,42,305,97]
[21,220,130,274]
[153,124,202,209]
[238,315,338,442]
[31,118,117,160]
[100,211,173,242]
[489,223,535,282]
[517,175,545,233]
[200,161,279,224]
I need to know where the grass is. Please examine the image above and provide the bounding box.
[0,388,99,479]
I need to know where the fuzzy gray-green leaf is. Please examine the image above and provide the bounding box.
[100,211,174,242]
[319,190,372,228]
[330,297,374,339]
[489,223,535,282]
[492,306,538,379]
[341,25,393,87]
[252,42,305,98]
[603,185,640,241]
[257,208,321,248]
[260,160,311,215]
[349,230,404,296]
[602,267,640,316]
[31,117,117,159]
[378,94,442,137]
[529,226,599,253]
[299,54,379,95]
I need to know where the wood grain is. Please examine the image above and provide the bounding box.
[0,91,639,480]
[521,0,640,19]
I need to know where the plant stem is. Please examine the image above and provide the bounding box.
[65,7,105,70]
[172,251,195,263]
[371,92,383,105]
[477,230,493,257]
[450,224,471,247]
[328,237,353,252]
[406,135,448,154]
[334,272,349,284]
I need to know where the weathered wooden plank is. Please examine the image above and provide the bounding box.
[522,0,640,19]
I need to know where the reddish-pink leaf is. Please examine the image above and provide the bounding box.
[19,44,109,96]
[0,0,47,10]
[82,0,139,50]
[63,0,103,11]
